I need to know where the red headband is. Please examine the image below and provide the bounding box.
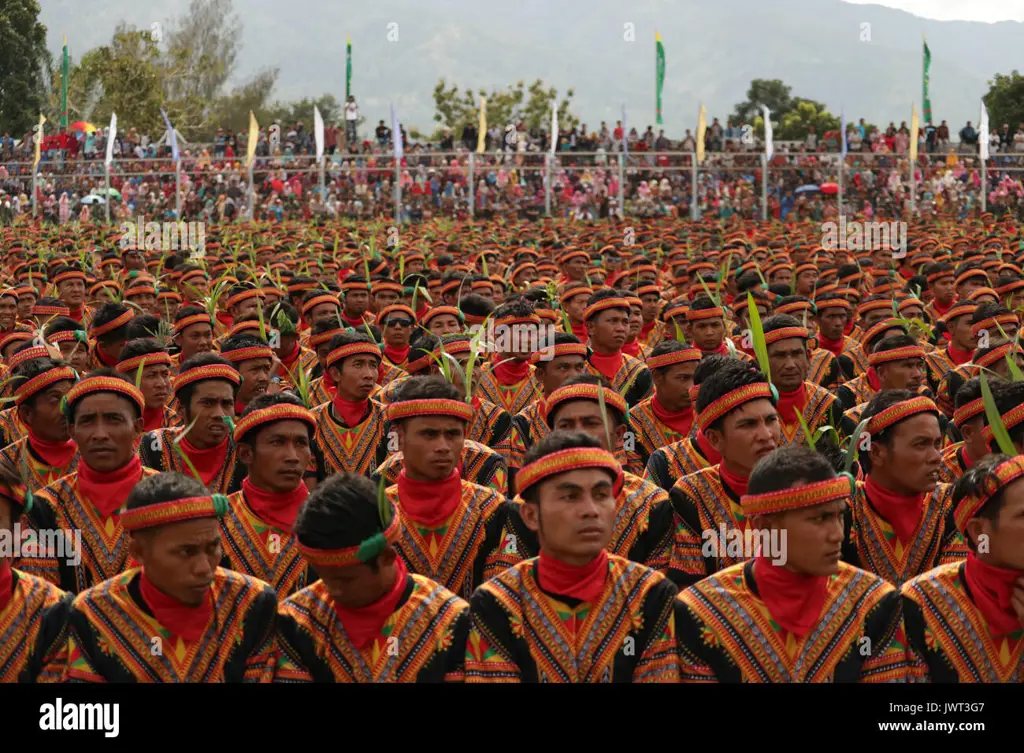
[65,376,145,416]
[234,403,316,442]
[742,476,851,516]
[866,396,938,435]
[517,447,624,498]
[121,494,230,532]
[696,382,774,433]
[386,399,474,423]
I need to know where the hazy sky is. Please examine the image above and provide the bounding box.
[843,0,1024,22]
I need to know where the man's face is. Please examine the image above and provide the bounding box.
[521,468,617,562]
[382,316,413,348]
[373,291,399,310]
[707,399,780,474]
[185,380,235,447]
[862,310,890,330]
[181,278,208,303]
[817,310,846,341]
[628,306,643,338]
[563,257,587,280]
[398,416,465,481]
[92,288,117,307]
[877,357,924,391]
[59,279,85,307]
[691,317,725,351]
[240,419,310,494]
[587,308,628,351]
[130,519,221,606]
[653,362,697,410]
[763,499,846,577]
[128,292,157,314]
[870,413,942,493]
[795,270,818,296]
[958,278,986,298]
[58,340,90,373]
[345,290,369,316]
[930,276,954,303]
[140,362,172,410]
[177,323,214,359]
[538,355,587,395]
[565,294,589,323]
[237,358,272,405]
[317,550,397,610]
[20,380,73,441]
[950,315,977,350]
[310,303,341,326]
[333,354,379,401]
[0,297,17,330]
[17,295,35,319]
[550,401,626,453]
[767,338,809,393]
[232,297,261,320]
[427,314,462,336]
[967,478,1024,571]
[71,393,142,473]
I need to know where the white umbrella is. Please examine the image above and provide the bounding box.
[80,195,106,205]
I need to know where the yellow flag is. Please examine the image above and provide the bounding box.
[247,110,259,167]
[696,104,707,163]
[33,114,46,169]
[909,104,919,164]
[477,96,487,154]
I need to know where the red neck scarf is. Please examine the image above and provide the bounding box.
[179,436,230,487]
[396,469,463,528]
[0,560,12,613]
[68,305,85,323]
[963,553,1024,636]
[843,319,855,336]
[932,298,954,317]
[216,312,233,330]
[537,548,609,603]
[589,350,623,383]
[719,463,749,498]
[775,383,808,425]
[817,334,844,357]
[321,369,337,397]
[695,429,721,465]
[651,395,694,436]
[866,367,882,392]
[341,311,367,328]
[753,556,829,636]
[142,407,165,432]
[279,342,302,369]
[28,430,77,469]
[640,319,657,339]
[235,399,248,416]
[621,339,641,358]
[78,455,144,519]
[493,358,531,386]
[702,341,728,357]
[139,570,212,642]
[947,343,973,366]
[383,344,409,365]
[959,445,975,470]
[332,393,368,427]
[242,477,308,533]
[95,346,119,368]
[570,322,589,343]
[864,476,924,543]
[332,558,410,650]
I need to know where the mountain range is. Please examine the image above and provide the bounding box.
[37,0,1024,134]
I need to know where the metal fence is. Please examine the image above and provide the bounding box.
[4,147,1024,225]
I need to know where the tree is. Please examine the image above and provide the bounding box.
[162,0,241,105]
[265,94,342,128]
[0,0,48,135]
[204,68,278,134]
[432,78,577,139]
[732,79,794,125]
[984,70,1024,134]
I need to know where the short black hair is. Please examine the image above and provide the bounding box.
[971,301,1012,325]
[125,314,162,341]
[872,333,918,355]
[325,331,379,376]
[119,337,167,363]
[492,297,535,321]
[520,430,608,505]
[954,376,984,413]
[237,392,311,445]
[458,293,495,319]
[747,446,836,497]
[761,313,805,335]
[293,473,391,570]
[690,296,720,313]
[952,453,1016,552]
[176,352,240,409]
[692,354,730,386]
[547,374,624,428]
[124,471,210,522]
[695,360,772,433]
[220,334,270,365]
[67,369,141,422]
[858,389,938,473]
[91,303,132,345]
[991,380,1024,447]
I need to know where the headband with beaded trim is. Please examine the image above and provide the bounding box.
[646,348,702,371]
[173,313,215,335]
[953,397,986,428]
[52,270,87,286]
[971,314,1018,338]
[583,297,630,322]
[530,342,588,364]
[15,366,77,405]
[226,289,264,309]
[867,345,925,367]
[386,398,473,423]
[172,364,241,397]
[233,403,316,442]
[696,382,774,433]
[91,309,134,338]
[983,403,1024,445]
[975,343,1024,369]
[121,494,230,532]
[220,345,274,364]
[298,513,403,568]
[66,376,146,415]
[45,330,84,345]
[763,326,809,346]
[420,306,464,327]
[866,396,938,435]
[301,294,341,316]
[376,304,416,325]
[686,306,725,322]
[116,352,173,375]
[517,447,624,498]
[954,455,1024,535]
[741,476,851,517]
[326,341,382,369]
[543,383,628,426]
[32,304,70,318]
[940,302,978,324]
[8,344,49,368]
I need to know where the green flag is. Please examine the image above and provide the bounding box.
[922,36,932,125]
[655,32,665,126]
[61,37,69,131]
[346,36,352,101]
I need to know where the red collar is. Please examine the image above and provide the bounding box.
[139,570,212,642]
[719,463,749,498]
[947,343,973,366]
[775,383,808,425]
[817,334,844,357]
[179,436,230,487]
[332,559,410,650]
[651,396,693,437]
[694,429,721,465]
[28,430,77,469]
[963,553,1024,636]
[242,477,308,532]
[866,367,882,392]
[702,342,728,357]
[493,358,532,386]
[332,393,368,427]
[78,455,144,519]
[864,476,924,543]
[396,469,463,528]
[142,407,166,432]
[621,339,641,358]
[536,549,608,603]
[95,346,119,368]
[570,322,589,343]
[589,350,623,383]
[279,342,302,369]
[341,312,368,328]
[383,345,409,365]
[959,445,975,470]
[753,556,829,636]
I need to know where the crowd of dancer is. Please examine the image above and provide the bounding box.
[0,212,1022,682]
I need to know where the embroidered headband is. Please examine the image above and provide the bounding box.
[116,352,173,375]
[8,344,49,368]
[234,403,316,442]
[172,364,241,397]
[121,494,230,532]
[45,330,85,345]
[52,270,87,286]
[954,455,1024,535]
[543,383,628,428]
[983,404,1024,445]
[376,304,416,326]
[173,313,214,335]
[975,343,1024,370]
[226,288,264,309]
[221,344,274,364]
[954,269,989,290]
[517,447,624,498]
[953,397,986,429]
[91,309,134,338]
[763,326,809,346]
[940,302,978,324]
[583,297,631,322]
[386,398,474,424]
[559,286,593,305]
[696,382,775,433]
[297,514,404,568]
[326,342,382,369]
[125,285,157,297]
[686,306,725,322]
[776,301,817,316]
[867,345,925,367]
[65,376,146,416]
[971,314,1018,338]
[15,366,77,405]
[857,299,894,317]
[866,396,939,435]
[301,294,341,316]
[645,347,702,371]
[531,342,588,364]
[420,306,464,327]
[741,476,853,517]
[31,304,70,318]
